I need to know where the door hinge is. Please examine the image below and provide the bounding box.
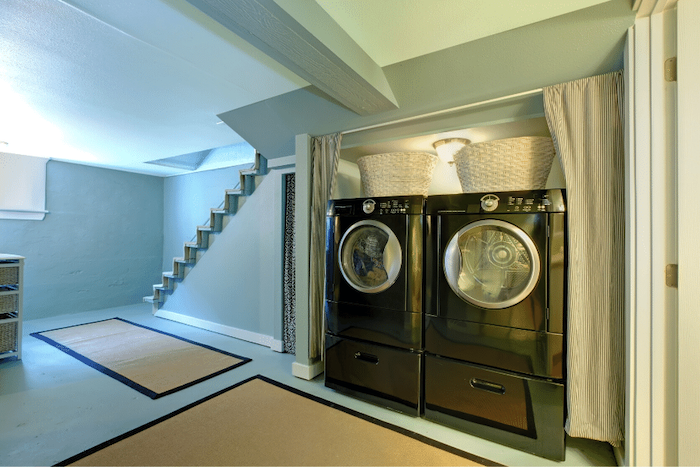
[666,264,678,288]
[665,57,677,82]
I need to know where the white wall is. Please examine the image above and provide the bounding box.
[332,159,361,199]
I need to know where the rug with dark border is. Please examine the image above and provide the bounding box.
[57,375,502,466]
[31,317,251,399]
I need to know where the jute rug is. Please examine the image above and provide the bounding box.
[58,375,500,466]
[31,318,251,399]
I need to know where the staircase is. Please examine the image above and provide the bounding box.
[144,152,268,313]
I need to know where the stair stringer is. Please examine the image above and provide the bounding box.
[144,153,267,311]
[152,167,286,352]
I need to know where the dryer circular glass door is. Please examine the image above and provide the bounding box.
[444,219,541,309]
[339,219,402,293]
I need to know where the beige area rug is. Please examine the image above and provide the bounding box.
[58,375,501,466]
[31,318,251,399]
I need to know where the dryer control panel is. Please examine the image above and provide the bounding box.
[426,189,565,215]
[329,195,426,216]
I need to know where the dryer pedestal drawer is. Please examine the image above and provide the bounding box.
[325,334,422,416]
[424,354,565,461]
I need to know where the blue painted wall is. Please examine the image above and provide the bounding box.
[0,160,164,320]
[159,168,290,350]
[162,164,250,272]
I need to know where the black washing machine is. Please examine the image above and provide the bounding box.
[423,189,567,461]
[324,196,424,415]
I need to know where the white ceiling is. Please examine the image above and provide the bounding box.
[315,0,611,67]
[0,0,613,176]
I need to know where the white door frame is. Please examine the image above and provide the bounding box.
[626,2,679,465]
[676,1,700,465]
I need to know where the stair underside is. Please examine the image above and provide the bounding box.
[144,154,267,310]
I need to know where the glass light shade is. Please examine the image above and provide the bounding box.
[433,138,470,163]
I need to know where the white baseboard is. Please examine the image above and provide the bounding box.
[156,309,283,352]
[292,360,324,380]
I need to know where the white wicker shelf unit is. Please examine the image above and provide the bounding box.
[0,254,24,362]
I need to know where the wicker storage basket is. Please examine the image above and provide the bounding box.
[0,294,18,314]
[357,152,438,197]
[0,267,18,286]
[453,136,556,193]
[0,321,17,353]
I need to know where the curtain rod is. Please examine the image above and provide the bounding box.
[341,88,544,136]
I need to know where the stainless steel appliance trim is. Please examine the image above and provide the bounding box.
[338,219,402,294]
[443,219,541,309]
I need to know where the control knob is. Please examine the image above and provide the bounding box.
[480,194,499,212]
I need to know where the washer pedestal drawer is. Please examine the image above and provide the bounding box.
[325,334,422,416]
[424,354,565,461]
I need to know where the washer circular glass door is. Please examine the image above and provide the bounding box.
[339,220,402,293]
[444,219,540,309]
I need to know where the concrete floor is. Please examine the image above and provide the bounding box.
[0,303,618,466]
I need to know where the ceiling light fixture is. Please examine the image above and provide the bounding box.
[432,138,470,164]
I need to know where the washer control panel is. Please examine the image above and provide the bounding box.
[378,199,411,214]
[506,195,554,212]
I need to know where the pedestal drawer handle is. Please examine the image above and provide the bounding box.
[470,378,506,395]
[354,351,379,364]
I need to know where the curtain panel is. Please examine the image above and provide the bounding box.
[309,133,341,361]
[543,71,625,446]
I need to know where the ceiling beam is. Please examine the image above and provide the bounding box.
[185,0,399,116]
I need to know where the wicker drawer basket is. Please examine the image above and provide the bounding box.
[454,136,556,193]
[0,267,19,287]
[357,152,438,197]
[0,294,18,314]
[0,321,17,353]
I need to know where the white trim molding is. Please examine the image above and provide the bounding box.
[676,1,700,465]
[634,0,678,17]
[626,3,680,466]
[267,155,296,169]
[291,360,324,381]
[155,309,284,353]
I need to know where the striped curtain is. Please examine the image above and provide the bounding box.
[309,133,341,360]
[543,71,625,446]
